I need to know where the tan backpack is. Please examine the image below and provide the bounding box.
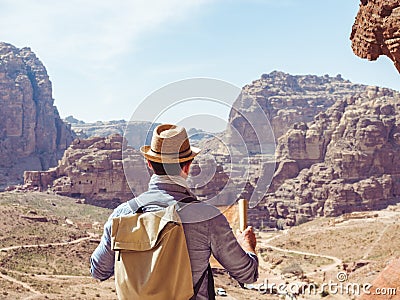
[111,200,199,300]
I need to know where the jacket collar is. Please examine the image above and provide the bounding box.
[148,174,195,198]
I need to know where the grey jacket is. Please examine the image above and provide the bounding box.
[90,176,258,299]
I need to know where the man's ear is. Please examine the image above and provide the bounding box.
[147,160,153,170]
[182,161,192,174]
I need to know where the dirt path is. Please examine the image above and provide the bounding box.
[258,231,342,275]
[0,234,94,299]
[0,235,93,252]
[362,224,390,260]
[263,243,342,274]
[0,272,41,298]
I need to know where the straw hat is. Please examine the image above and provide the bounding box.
[140,124,201,163]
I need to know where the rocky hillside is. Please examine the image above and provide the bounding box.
[204,71,367,154]
[66,117,157,150]
[351,0,400,73]
[22,133,218,208]
[267,86,400,227]
[68,118,127,139]
[22,134,146,208]
[202,71,400,228]
[0,42,74,189]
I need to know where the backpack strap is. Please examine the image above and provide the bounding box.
[179,196,199,204]
[191,264,215,300]
[127,198,140,213]
[207,264,216,300]
[128,196,199,213]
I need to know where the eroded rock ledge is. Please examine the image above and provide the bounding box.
[351,0,400,72]
[267,86,400,227]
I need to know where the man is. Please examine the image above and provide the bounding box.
[90,124,258,299]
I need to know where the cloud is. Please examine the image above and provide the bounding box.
[0,0,212,69]
[0,0,217,122]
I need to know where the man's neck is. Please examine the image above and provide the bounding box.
[151,174,189,189]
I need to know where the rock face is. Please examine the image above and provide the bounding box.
[23,134,144,208]
[351,0,400,73]
[19,69,400,228]
[67,117,159,150]
[267,86,400,227]
[201,72,400,228]
[204,71,367,155]
[359,258,400,299]
[0,42,74,189]
[67,117,212,149]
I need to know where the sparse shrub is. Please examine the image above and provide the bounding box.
[295,215,309,226]
[277,219,286,230]
[282,263,303,276]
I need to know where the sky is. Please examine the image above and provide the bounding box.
[1,0,399,131]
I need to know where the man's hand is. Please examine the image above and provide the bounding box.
[236,226,257,254]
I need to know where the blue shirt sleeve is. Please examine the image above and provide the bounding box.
[90,203,132,281]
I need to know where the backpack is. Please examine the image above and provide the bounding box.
[111,197,215,300]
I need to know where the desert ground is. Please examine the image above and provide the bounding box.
[1,191,399,299]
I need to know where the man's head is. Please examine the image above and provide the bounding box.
[140,124,200,177]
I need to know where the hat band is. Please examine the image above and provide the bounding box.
[150,147,192,157]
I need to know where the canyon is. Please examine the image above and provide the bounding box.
[19,71,400,230]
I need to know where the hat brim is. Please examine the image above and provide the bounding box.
[140,145,201,163]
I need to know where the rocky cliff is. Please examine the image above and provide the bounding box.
[351,0,400,73]
[204,71,367,155]
[0,42,74,189]
[267,86,400,227]
[66,117,159,150]
[23,134,142,208]
[202,72,400,228]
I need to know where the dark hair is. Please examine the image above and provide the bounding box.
[148,160,193,176]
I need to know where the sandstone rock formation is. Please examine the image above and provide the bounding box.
[201,72,400,228]
[0,42,74,189]
[66,117,159,150]
[203,71,367,156]
[201,72,376,226]
[359,258,400,299]
[351,0,400,73]
[266,86,400,227]
[20,69,400,229]
[23,134,146,208]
